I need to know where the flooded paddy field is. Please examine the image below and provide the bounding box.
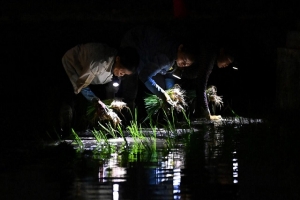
[1,117,299,200]
[1,3,300,199]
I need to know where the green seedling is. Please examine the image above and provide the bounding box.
[71,129,84,152]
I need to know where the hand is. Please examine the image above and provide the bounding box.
[92,98,108,116]
[154,83,176,107]
[98,100,108,111]
[164,92,176,107]
[209,115,222,120]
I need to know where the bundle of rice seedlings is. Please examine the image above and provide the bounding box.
[185,85,223,107]
[166,84,188,112]
[108,98,129,113]
[206,85,223,108]
[144,94,162,117]
[144,84,188,117]
[87,99,129,127]
[97,106,122,127]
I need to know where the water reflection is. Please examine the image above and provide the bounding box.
[99,152,127,182]
[62,119,243,199]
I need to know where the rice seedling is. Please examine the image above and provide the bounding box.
[92,127,110,145]
[126,141,158,163]
[223,104,240,118]
[117,109,157,161]
[97,120,119,139]
[90,108,158,162]
[163,108,176,133]
[92,142,117,161]
[181,109,191,128]
[127,115,146,150]
[91,123,121,160]
[144,84,188,123]
[116,124,129,149]
[71,128,84,152]
[144,93,162,123]
[147,123,158,162]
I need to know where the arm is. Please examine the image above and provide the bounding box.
[194,56,222,120]
[144,78,175,106]
[194,64,213,119]
[62,43,114,112]
[139,54,172,98]
[80,87,97,102]
[182,48,216,119]
[141,61,177,107]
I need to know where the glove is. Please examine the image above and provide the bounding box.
[209,115,222,120]
[163,92,172,106]
[153,84,176,107]
[92,98,109,116]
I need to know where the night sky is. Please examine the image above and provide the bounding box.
[1,0,299,135]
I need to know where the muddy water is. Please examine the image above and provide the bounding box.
[57,119,243,200]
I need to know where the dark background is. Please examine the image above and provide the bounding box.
[1,0,299,136]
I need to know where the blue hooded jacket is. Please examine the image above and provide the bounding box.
[120,26,180,96]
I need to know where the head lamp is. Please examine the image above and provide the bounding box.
[165,65,181,79]
[172,68,182,79]
[231,61,239,70]
[112,75,120,87]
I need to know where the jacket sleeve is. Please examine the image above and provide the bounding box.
[80,87,98,101]
[139,54,171,97]
[141,62,164,97]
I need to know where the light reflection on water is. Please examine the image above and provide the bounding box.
[61,118,254,199]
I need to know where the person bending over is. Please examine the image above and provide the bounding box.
[60,43,139,134]
[119,25,199,113]
[179,42,235,120]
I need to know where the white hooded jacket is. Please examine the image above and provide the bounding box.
[62,43,117,94]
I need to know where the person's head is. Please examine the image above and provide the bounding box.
[176,42,198,68]
[113,46,139,77]
[216,47,235,68]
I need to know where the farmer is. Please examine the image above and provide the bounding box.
[119,25,199,113]
[60,43,139,135]
[178,41,235,120]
